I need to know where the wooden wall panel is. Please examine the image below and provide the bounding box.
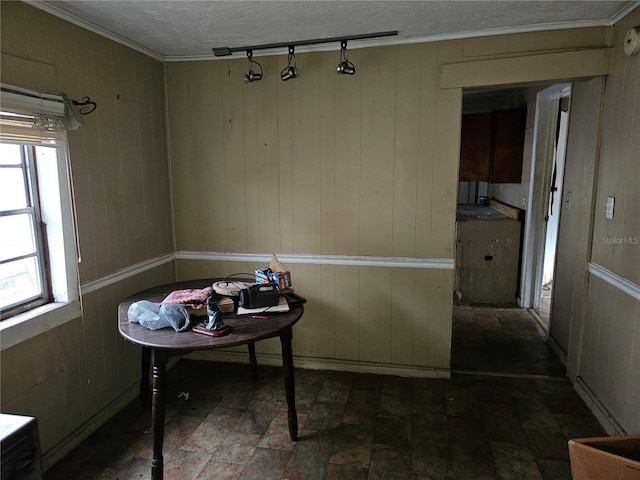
[190,61,227,251]
[1,2,173,461]
[580,276,640,433]
[359,267,393,363]
[319,52,336,255]
[223,59,250,251]
[359,47,397,256]
[414,44,439,258]
[333,266,362,361]
[333,50,362,256]
[392,45,421,257]
[290,53,322,254]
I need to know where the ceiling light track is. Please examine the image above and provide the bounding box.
[212,30,398,57]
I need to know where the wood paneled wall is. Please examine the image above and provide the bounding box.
[166,44,459,260]
[0,2,174,463]
[166,44,461,373]
[578,8,640,434]
[165,28,611,375]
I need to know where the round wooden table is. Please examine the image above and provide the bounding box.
[118,279,304,480]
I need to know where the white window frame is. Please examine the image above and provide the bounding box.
[0,85,81,350]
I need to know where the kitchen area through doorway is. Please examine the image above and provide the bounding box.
[453,85,568,378]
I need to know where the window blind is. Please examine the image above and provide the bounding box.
[0,84,67,144]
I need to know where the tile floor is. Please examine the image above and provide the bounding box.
[44,307,603,480]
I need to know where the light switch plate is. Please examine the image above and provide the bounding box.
[605,196,615,219]
[564,191,572,210]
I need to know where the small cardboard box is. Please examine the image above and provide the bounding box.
[569,436,640,480]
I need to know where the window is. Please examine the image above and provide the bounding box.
[0,143,52,315]
[0,85,80,333]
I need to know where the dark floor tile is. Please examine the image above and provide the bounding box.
[317,377,353,404]
[524,428,571,461]
[491,441,543,480]
[45,306,605,480]
[210,431,261,465]
[234,399,282,435]
[329,423,374,467]
[305,401,345,431]
[323,463,368,480]
[411,429,452,478]
[163,449,211,480]
[368,443,412,480]
[282,430,332,480]
[373,414,411,446]
[482,407,529,445]
[536,458,572,480]
[196,459,244,480]
[343,388,380,425]
[238,447,292,480]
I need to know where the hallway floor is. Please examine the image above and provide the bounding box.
[45,307,603,480]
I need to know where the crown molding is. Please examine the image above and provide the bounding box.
[26,0,165,61]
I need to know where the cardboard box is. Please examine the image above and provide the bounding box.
[254,268,291,290]
[569,436,640,480]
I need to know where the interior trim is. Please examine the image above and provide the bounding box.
[78,251,454,296]
[574,376,627,436]
[440,48,612,89]
[175,250,455,269]
[80,253,175,295]
[26,1,164,60]
[185,350,451,379]
[588,262,640,301]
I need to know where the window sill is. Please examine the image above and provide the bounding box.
[0,301,81,351]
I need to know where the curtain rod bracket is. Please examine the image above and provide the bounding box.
[71,97,97,115]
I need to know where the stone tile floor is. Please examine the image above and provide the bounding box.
[45,307,603,479]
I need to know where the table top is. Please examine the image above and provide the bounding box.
[118,279,304,350]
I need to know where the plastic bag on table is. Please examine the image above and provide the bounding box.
[127,300,191,332]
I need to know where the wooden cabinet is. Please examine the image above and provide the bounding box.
[455,203,522,305]
[459,109,526,183]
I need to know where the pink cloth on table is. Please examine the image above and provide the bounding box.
[161,287,213,310]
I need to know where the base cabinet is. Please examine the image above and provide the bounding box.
[455,209,521,305]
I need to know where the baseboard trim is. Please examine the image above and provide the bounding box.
[184,350,451,379]
[547,334,568,366]
[573,376,626,436]
[41,382,139,471]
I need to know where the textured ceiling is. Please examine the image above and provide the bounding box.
[31,0,639,60]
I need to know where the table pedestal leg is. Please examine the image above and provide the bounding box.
[247,342,258,380]
[151,349,167,480]
[140,347,151,407]
[280,327,298,441]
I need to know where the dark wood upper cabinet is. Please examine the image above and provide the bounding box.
[459,112,492,182]
[459,109,526,183]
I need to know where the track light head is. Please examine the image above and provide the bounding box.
[336,62,356,75]
[244,50,263,83]
[280,66,298,81]
[337,40,356,75]
[244,70,263,83]
[280,46,299,81]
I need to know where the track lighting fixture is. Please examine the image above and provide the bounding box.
[336,40,356,75]
[280,46,299,81]
[212,31,398,82]
[244,50,263,83]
